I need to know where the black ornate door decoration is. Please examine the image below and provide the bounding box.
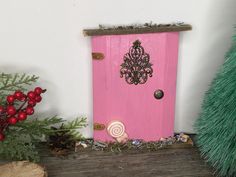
[120,40,153,85]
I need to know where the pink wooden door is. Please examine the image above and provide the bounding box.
[92,32,179,141]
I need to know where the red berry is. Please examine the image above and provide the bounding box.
[14,91,24,100]
[17,112,27,121]
[27,91,36,100]
[7,105,16,115]
[0,133,5,141]
[25,106,34,115]
[7,95,15,104]
[0,106,5,113]
[35,95,42,103]
[34,87,43,95]
[8,117,18,125]
[19,94,27,101]
[28,100,36,107]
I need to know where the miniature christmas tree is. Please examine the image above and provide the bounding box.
[0,73,87,162]
[195,31,236,177]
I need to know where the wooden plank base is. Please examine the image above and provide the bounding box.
[37,146,214,177]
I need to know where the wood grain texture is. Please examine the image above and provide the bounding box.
[92,33,179,141]
[83,24,192,36]
[0,145,215,177]
[0,161,47,177]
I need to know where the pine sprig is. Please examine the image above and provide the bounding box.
[0,73,38,105]
[0,73,38,91]
[48,117,87,155]
[10,116,65,141]
[0,72,88,162]
[0,129,39,162]
[61,117,87,140]
[0,116,87,161]
[0,116,63,162]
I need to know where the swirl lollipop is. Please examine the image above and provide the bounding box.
[107,121,125,138]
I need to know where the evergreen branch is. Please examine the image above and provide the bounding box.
[62,117,87,130]
[61,117,87,140]
[0,129,39,162]
[13,116,66,137]
[0,72,88,162]
[0,73,38,92]
[1,116,87,162]
[0,73,38,105]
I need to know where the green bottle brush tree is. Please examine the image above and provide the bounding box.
[195,30,236,177]
[0,73,87,162]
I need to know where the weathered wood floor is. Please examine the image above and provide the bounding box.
[38,146,214,177]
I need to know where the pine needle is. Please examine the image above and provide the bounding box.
[0,73,87,162]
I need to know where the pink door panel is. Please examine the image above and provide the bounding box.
[92,32,179,141]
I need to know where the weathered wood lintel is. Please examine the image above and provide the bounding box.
[83,24,192,36]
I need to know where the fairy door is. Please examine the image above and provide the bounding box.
[91,32,180,142]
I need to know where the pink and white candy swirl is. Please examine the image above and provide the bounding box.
[107,121,125,138]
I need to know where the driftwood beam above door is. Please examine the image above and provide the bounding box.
[83,24,192,36]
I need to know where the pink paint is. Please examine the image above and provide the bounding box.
[91,32,179,141]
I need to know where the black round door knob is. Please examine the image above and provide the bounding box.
[154,89,164,99]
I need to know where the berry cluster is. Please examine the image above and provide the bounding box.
[0,87,46,141]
